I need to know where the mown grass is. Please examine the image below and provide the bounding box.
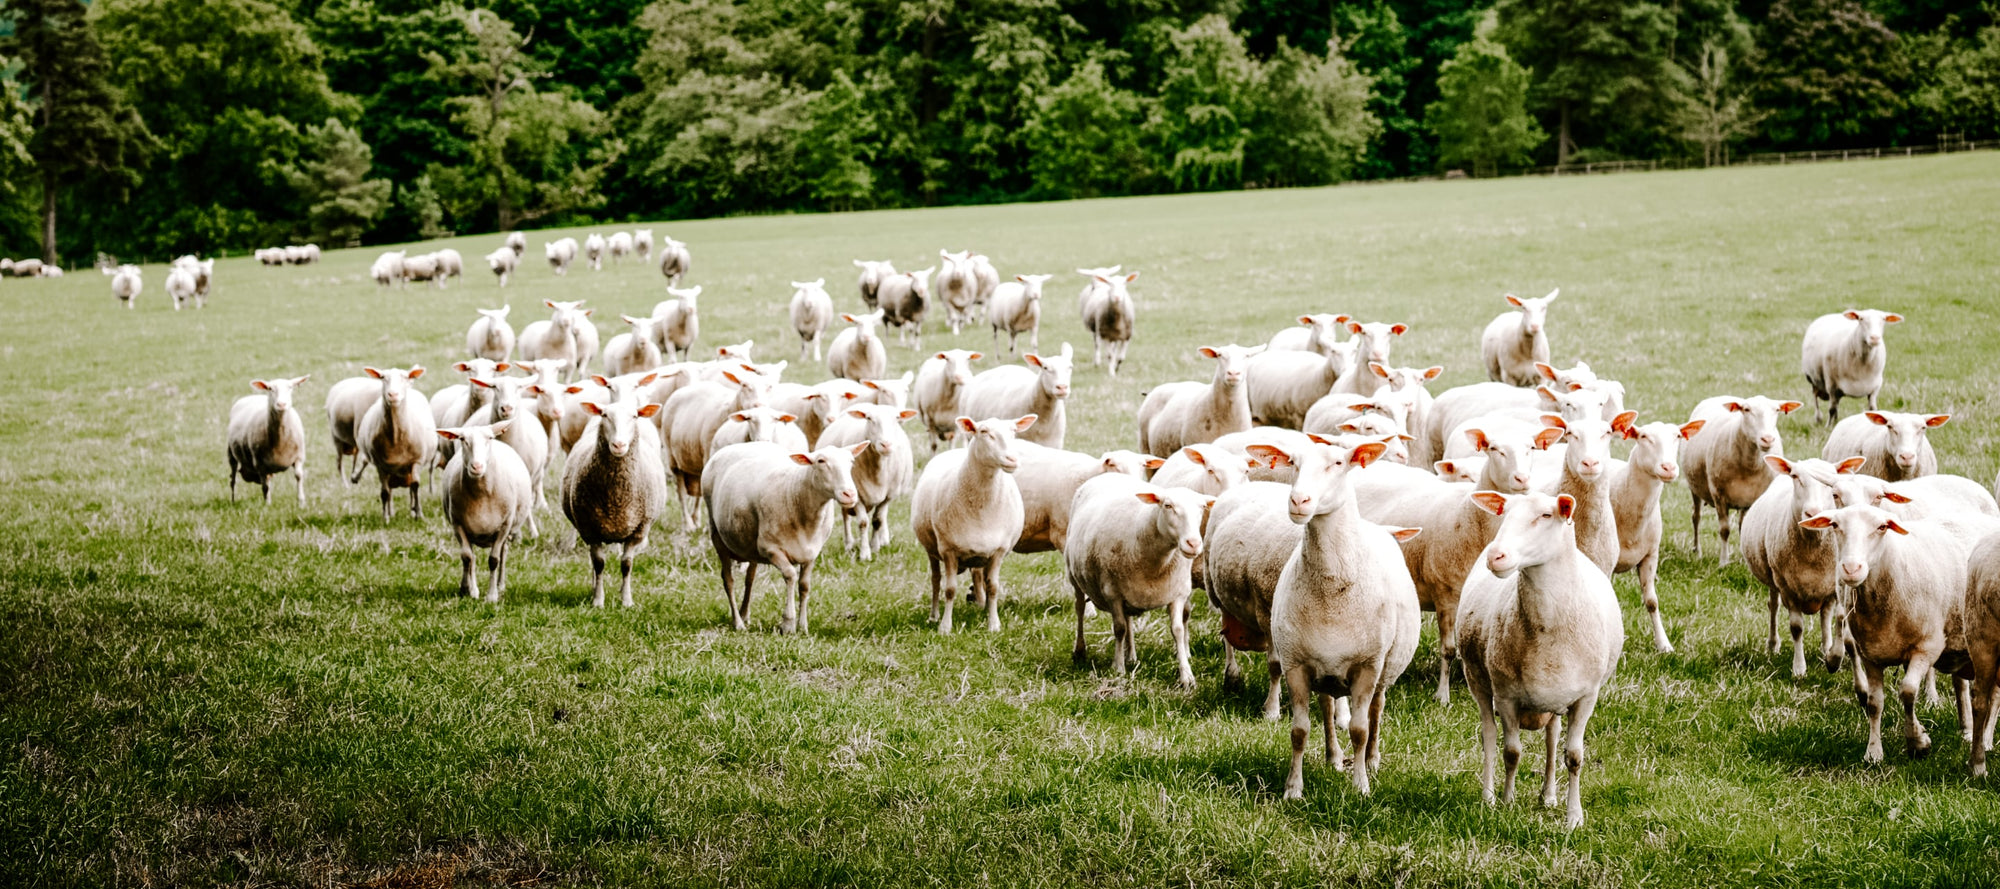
[5,154,2000,887]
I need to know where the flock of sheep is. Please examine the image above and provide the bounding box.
[215,229,2000,829]
[102,254,213,310]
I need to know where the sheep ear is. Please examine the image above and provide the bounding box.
[897,409,918,421]
[1245,444,1290,468]
[841,391,860,401]
[1023,353,1044,368]
[1883,313,1903,323]
[471,378,495,389]
[1347,403,1374,413]
[454,361,474,372]
[488,419,513,436]
[636,403,662,418]
[591,374,612,387]
[932,351,948,360]
[849,442,870,456]
[1419,366,1442,381]
[1777,401,1803,414]
[1535,385,1559,402]
[1346,321,1363,335]
[967,352,983,361]
[1434,460,1458,475]
[1883,490,1913,504]
[846,409,869,420]
[1539,414,1567,430]
[1389,323,1408,336]
[565,385,585,395]
[1305,432,1337,446]
[1679,420,1706,439]
[1612,411,1638,435]
[721,371,743,386]
[1147,457,1169,470]
[1390,527,1422,543]
[522,385,543,397]
[730,412,752,422]
[1370,362,1390,379]
[1865,411,1890,426]
[1926,414,1951,428]
[1724,400,1746,413]
[1764,455,1792,475]
[861,380,881,391]
[407,366,425,380]
[790,453,814,466]
[635,372,660,387]
[494,363,511,373]
[1799,514,1835,529]
[1134,492,1163,504]
[581,402,606,417]
[841,313,858,323]
[957,417,977,433]
[292,375,311,386]
[1183,447,1207,466]
[1836,456,1868,475]
[1534,362,1558,380]
[1556,494,1576,521]
[1013,414,1038,433]
[1883,519,1909,536]
[1619,422,1640,440]
[1350,442,1387,468]
[1533,428,1564,449]
[436,428,461,441]
[1123,272,1139,283]
[775,414,798,423]
[1465,429,1492,452]
[1471,492,1508,515]
[1338,423,1361,433]
[1504,294,1524,307]
[1296,315,1315,326]
[1843,309,1862,320]
[364,367,384,379]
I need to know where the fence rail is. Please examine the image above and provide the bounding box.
[1345,140,1992,188]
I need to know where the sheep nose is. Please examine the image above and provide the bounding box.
[1526,324,1542,334]
[469,461,486,475]
[837,490,857,507]
[1511,474,1530,490]
[1658,463,1678,480]
[608,441,630,456]
[1895,452,1916,465]
[1053,386,1070,397]
[1580,459,1601,473]
[1179,538,1202,558]
[1757,435,1777,450]
[1841,562,1867,581]
[1866,336,1882,347]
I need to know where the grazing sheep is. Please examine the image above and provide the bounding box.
[878,268,933,348]
[1742,455,1867,679]
[602,315,665,377]
[912,349,983,451]
[1539,411,1636,575]
[1248,438,1421,797]
[1456,490,1623,829]
[957,344,1073,448]
[1266,313,1352,355]
[911,415,1036,633]
[562,397,668,608]
[227,375,311,505]
[372,250,407,287]
[1082,271,1139,375]
[430,358,509,439]
[109,265,141,309]
[970,254,1000,312]
[1685,394,1803,566]
[1803,308,1902,424]
[1480,289,1559,387]
[661,369,774,530]
[466,306,515,362]
[1067,474,1215,686]
[165,267,198,310]
[1245,342,1348,429]
[434,248,463,284]
[650,285,701,362]
[790,279,835,361]
[657,235,691,284]
[560,370,662,453]
[485,247,518,286]
[704,440,865,632]
[768,381,861,447]
[988,273,1050,354]
[583,233,606,270]
[505,231,526,256]
[708,405,809,456]
[633,229,653,261]
[518,300,583,381]
[171,256,213,305]
[1822,410,1947,482]
[1202,479,1303,720]
[816,404,919,560]
[1010,444,1158,554]
[436,422,534,602]
[1328,321,1407,397]
[853,259,895,309]
[607,231,634,264]
[860,372,914,408]
[356,366,437,522]
[1606,419,1706,652]
[937,249,980,335]
[545,237,578,275]
[1962,533,2000,777]
[1801,505,2000,763]
[1352,424,1562,704]
[325,375,382,484]
[1151,443,1252,495]
[464,376,555,533]
[256,247,285,265]
[1137,344,1265,457]
[1832,473,2000,519]
[402,252,444,288]
[826,311,889,382]
[297,244,321,264]
[7,258,42,277]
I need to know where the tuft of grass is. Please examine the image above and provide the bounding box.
[5,155,2000,887]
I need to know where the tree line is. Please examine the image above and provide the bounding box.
[3,0,1993,265]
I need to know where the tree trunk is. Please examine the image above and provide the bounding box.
[1558,102,1573,167]
[491,87,513,233]
[40,170,57,267]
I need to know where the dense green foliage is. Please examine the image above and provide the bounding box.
[5,154,2000,887]
[0,0,1996,261]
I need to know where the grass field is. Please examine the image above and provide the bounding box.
[5,154,2000,888]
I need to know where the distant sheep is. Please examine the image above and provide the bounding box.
[1480,289,1558,387]
[227,375,311,505]
[1802,308,1902,424]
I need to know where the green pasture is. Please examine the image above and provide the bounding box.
[4,154,2000,887]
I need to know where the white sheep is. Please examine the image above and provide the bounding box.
[1962,533,2000,777]
[912,349,983,451]
[815,404,919,560]
[1821,410,1947,481]
[165,267,198,310]
[708,405,809,456]
[660,369,774,530]
[1244,342,1347,429]
[518,300,584,381]
[860,371,914,408]
[825,310,888,382]
[560,369,663,452]
[1010,444,1158,554]
[372,250,407,287]
[602,315,665,377]
[789,279,834,361]
[1742,455,1866,679]
[633,229,653,261]
[1202,479,1302,720]
[227,375,311,505]
[436,421,535,602]
[1456,490,1623,828]
[463,375,554,536]
[583,233,607,270]
[1606,419,1706,652]
[1539,411,1636,575]
[658,235,691,284]
[1151,443,1252,495]
[1137,344,1265,457]
[988,273,1050,354]
[853,259,895,309]
[561,397,668,607]
[402,252,443,288]
[1684,394,1803,566]
[1802,308,1902,424]
[767,381,861,447]
[607,231,634,264]
[430,358,510,437]
[505,231,526,256]
[109,265,142,309]
[651,285,701,362]
[878,268,933,348]
[936,249,980,334]
[957,344,1072,448]
[1066,474,1215,687]
[1352,424,1562,703]
[545,237,578,275]
[1248,438,1421,797]
[357,366,437,522]
[1328,321,1407,397]
[970,254,1000,313]
[1266,312,1352,355]
[466,306,515,362]
[256,247,285,265]
[703,440,866,632]
[1081,271,1138,375]
[325,375,383,484]
[1832,472,2000,519]
[485,247,518,286]
[434,248,463,284]
[173,256,213,304]
[1480,289,1558,386]
[911,415,1036,633]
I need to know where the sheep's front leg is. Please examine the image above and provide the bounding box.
[1071,585,1090,666]
[983,563,1003,632]
[588,544,608,608]
[1262,659,1285,721]
[1281,666,1314,800]
[456,527,479,599]
[1789,609,1808,680]
[1222,641,1242,691]
[1540,714,1564,808]
[1640,547,1671,653]
[294,459,307,505]
[1716,506,1735,567]
[1109,601,1130,674]
[1903,655,1937,758]
[489,536,509,604]
[937,553,959,635]
[1971,664,1997,777]
[1860,659,1887,763]
[1690,498,1704,559]
[1346,668,1380,795]
[1169,599,1194,689]
[1497,700,1524,805]
[379,483,393,523]
[409,480,424,520]
[1434,606,1458,705]
[617,536,642,608]
[718,553,744,630]
[1563,694,1599,829]
[1319,690,1343,770]
[927,554,943,624]
[773,554,801,634]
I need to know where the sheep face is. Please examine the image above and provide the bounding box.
[1472,490,1577,577]
[364,366,424,408]
[1799,504,1908,585]
[1022,345,1073,400]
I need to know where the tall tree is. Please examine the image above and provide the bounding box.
[1910,24,2000,140]
[1753,0,1909,147]
[2,0,148,265]
[428,6,546,232]
[1495,0,1675,164]
[1427,11,1544,176]
[1668,42,1765,165]
[1245,37,1380,187]
[283,118,393,245]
